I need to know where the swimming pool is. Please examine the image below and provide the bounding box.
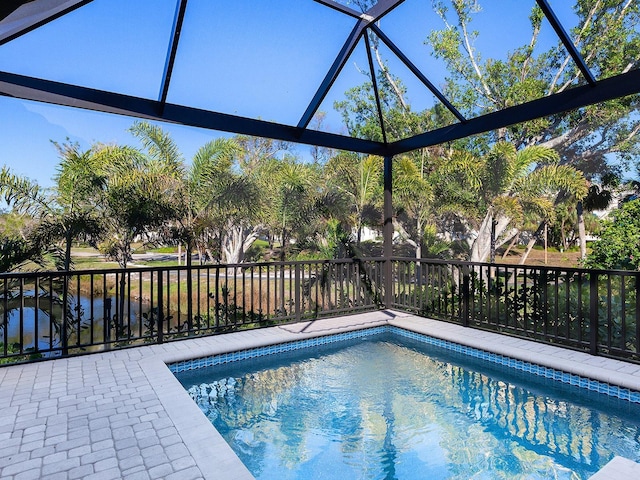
[173,326,640,479]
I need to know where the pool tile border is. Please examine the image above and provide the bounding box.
[391,327,640,403]
[168,324,640,404]
[168,326,388,373]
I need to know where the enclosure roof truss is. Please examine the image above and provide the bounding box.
[0,0,639,157]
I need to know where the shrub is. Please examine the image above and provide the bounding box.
[584,199,640,271]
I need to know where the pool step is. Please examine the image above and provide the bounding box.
[590,456,640,479]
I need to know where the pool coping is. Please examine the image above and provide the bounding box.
[141,310,393,480]
[386,311,640,393]
[158,309,640,480]
[2,309,640,479]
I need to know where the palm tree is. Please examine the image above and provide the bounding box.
[1,142,104,272]
[48,142,105,269]
[0,211,49,272]
[393,153,437,260]
[261,158,322,261]
[130,122,263,265]
[1,154,104,353]
[437,142,588,263]
[92,143,178,268]
[89,141,182,334]
[129,123,267,330]
[258,157,329,312]
[196,138,263,265]
[575,178,617,259]
[0,166,53,271]
[325,152,382,246]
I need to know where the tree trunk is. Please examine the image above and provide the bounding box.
[502,232,520,259]
[279,230,287,315]
[221,224,259,264]
[469,211,512,263]
[518,222,546,265]
[64,231,72,271]
[117,272,126,339]
[221,224,260,279]
[577,200,587,260]
[544,222,548,264]
[114,235,136,338]
[62,232,72,355]
[490,219,497,263]
[519,237,536,265]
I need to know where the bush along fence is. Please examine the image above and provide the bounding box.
[0,258,385,364]
[1,257,639,365]
[391,258,640,362]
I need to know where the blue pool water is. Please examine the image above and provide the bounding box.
[175,331,640,479]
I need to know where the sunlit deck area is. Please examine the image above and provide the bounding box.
[2,310,640,480]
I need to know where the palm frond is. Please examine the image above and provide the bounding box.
[129,121,184,177]
[0,166,50,216]
[93,144,147,175]
[53,142,106,206]
[439,151,483,191]
[493,196,524,222]
[192,139,239,175]
[516,164,587,198]
[520,196,556,223]
[515,145,559,169]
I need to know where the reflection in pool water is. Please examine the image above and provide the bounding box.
[177,334,640,480]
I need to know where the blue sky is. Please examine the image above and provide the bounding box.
[0,0,576,187]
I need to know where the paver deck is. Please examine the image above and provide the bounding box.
[1,309,639,479]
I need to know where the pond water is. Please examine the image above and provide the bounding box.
[2,291,145,353]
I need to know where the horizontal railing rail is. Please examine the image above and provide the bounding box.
[390,258,640,362]
[0,258,385,364]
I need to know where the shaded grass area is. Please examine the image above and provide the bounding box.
[498,246,583,268]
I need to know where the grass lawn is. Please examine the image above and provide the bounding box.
[499,245,583,268]
[72,256,121,270]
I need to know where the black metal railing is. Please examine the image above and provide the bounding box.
[391,258,640,362]
[0,258,385,364]
[2,256,639,365]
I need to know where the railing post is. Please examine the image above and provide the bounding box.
[635,273,640,357]
[294,263,301,322]
[462,265,470,327]
[61,274,69,356]
[384,155,393,308]
[19,278,25,356]
[541,268,548,339]
[186,263,193,334]
[2,278,8,358]
[157,270,164,345]
[104,296,111,347]
[589,272,598,355]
